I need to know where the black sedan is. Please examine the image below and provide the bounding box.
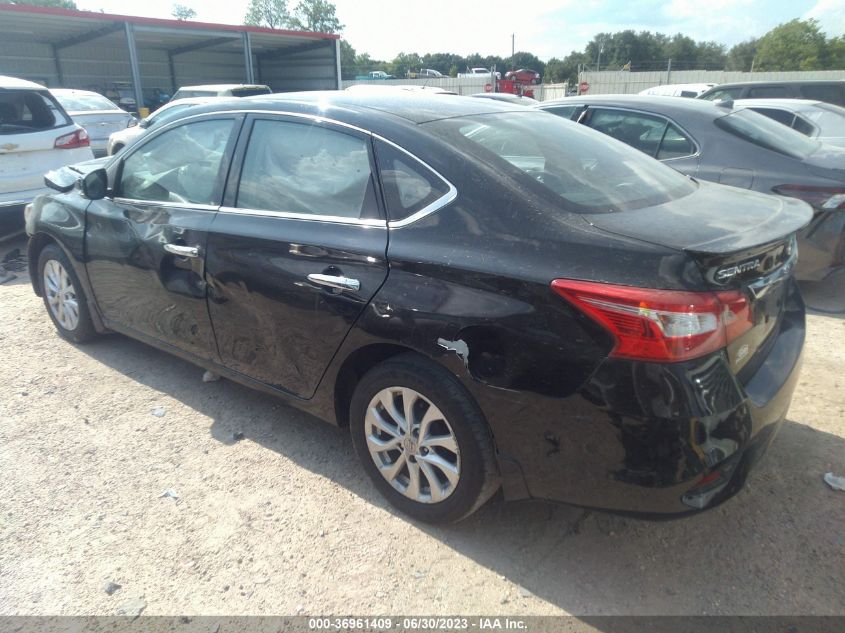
[539,95,845,282]
[26,92,810,523]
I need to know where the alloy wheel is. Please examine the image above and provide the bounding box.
[43,259,80,331]
[364,387,461,504]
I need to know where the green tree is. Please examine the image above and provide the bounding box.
[694,41,727,70]
[244,0,291,29]
[171,3,196,20]
[726,39,758,71]
[755,18,828,71]
[0,0,77,8]
[339,40,356,79]
[390,52,423,78]
[508,51,544,76]
[544,51,588,83]
[290,0,343,33]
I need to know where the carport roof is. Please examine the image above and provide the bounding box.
[0,3,339,54]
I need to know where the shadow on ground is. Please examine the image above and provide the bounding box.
[70,328,845,617]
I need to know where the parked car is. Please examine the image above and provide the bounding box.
[408,69,444,79]
[0,75,93,238]
[639,83,717,98]
[354,71,395,80]
[51,89,136,157]
[504,69,541,85]
[170,84,271,100]
[107,96,226,155]
[103,81,137,113]
[539,95,845,281]
[732,98,845,148]
[26,92,809,523]
[458,67,501,79]
[698,80,845,107]
[470,92,538,105]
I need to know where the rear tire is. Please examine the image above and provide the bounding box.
[38,244,98,344]
[350,354,500,523]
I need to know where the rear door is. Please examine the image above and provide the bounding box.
[582,107,700,176]
[85,114,241,360]
[205,114,389,398]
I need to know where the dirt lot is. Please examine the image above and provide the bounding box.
[0,234,843,618]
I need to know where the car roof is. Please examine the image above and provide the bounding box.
[706,79,845,89]
[184,90,526,126]
[0,74,49,90]
[51,88,107,97]
[540,94,727,118]
[732,98,825,111]
[176,84,269,91]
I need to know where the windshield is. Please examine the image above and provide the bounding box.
[148,103,193,128]
[805,103,845,137]
[54,92,118,112]
[716,109,821,158]
[426,112,696,213]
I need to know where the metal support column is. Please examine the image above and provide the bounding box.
[334,39,342,90]
[124,22,144,114]
[51,44,64,87]
[242,31,255,84]
[167,53,177,95]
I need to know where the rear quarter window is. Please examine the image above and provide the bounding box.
[0,90,70,134]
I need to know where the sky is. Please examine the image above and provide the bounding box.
[75,0,845,61]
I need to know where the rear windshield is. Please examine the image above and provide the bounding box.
[0,89,71,134]
[426,112,696,213]
[53,92,118,112]
[716,108,821,158]
[173,90,215,99]
[804,103,845,138]
[231,87,272,97]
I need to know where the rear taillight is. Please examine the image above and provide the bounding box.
[551,280,753,362]
[54,128,89,149]
[773,184,845,209]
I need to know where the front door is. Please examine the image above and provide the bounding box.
[85,115,240,360]
[205,115,389,398]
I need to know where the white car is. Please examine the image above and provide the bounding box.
[733,98,845,148]
[1,75,93,238]
[51,89,135,157]
[638,83,717,98]
[107,96,226,156]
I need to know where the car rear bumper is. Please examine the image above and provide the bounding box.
[486,279,806,517]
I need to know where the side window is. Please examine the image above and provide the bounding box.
[120,118,234,205]
[543,105,580,120]
[747,86,792,98]
[792,115,816,137]
[800,84,845,104]
[700,88,740,101]
[586,108,667,157]
[375,140,451,222]
[657,123,696,160]
[236,119,377,219]
[749,107,795,127]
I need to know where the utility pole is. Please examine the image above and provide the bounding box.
[511,33,515,69]
[667,58,672,85]
[596,39,604,73]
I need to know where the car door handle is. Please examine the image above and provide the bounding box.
[164,243,199,258]
[307,273,360,292]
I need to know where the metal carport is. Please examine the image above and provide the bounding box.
[0,4,341,109]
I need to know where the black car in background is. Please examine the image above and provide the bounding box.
[539,95,845,282]
[26,93,810,522]
[698,80,845,106]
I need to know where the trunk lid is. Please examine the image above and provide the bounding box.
[583,180,811,378]
[68,112,133,142]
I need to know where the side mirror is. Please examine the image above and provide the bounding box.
[81,169,108,200]
[139,119,150,129]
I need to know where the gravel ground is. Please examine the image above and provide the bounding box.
[0,235,843,618]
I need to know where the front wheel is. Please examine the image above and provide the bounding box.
[38,244,98,343]
[350,354,500,523]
